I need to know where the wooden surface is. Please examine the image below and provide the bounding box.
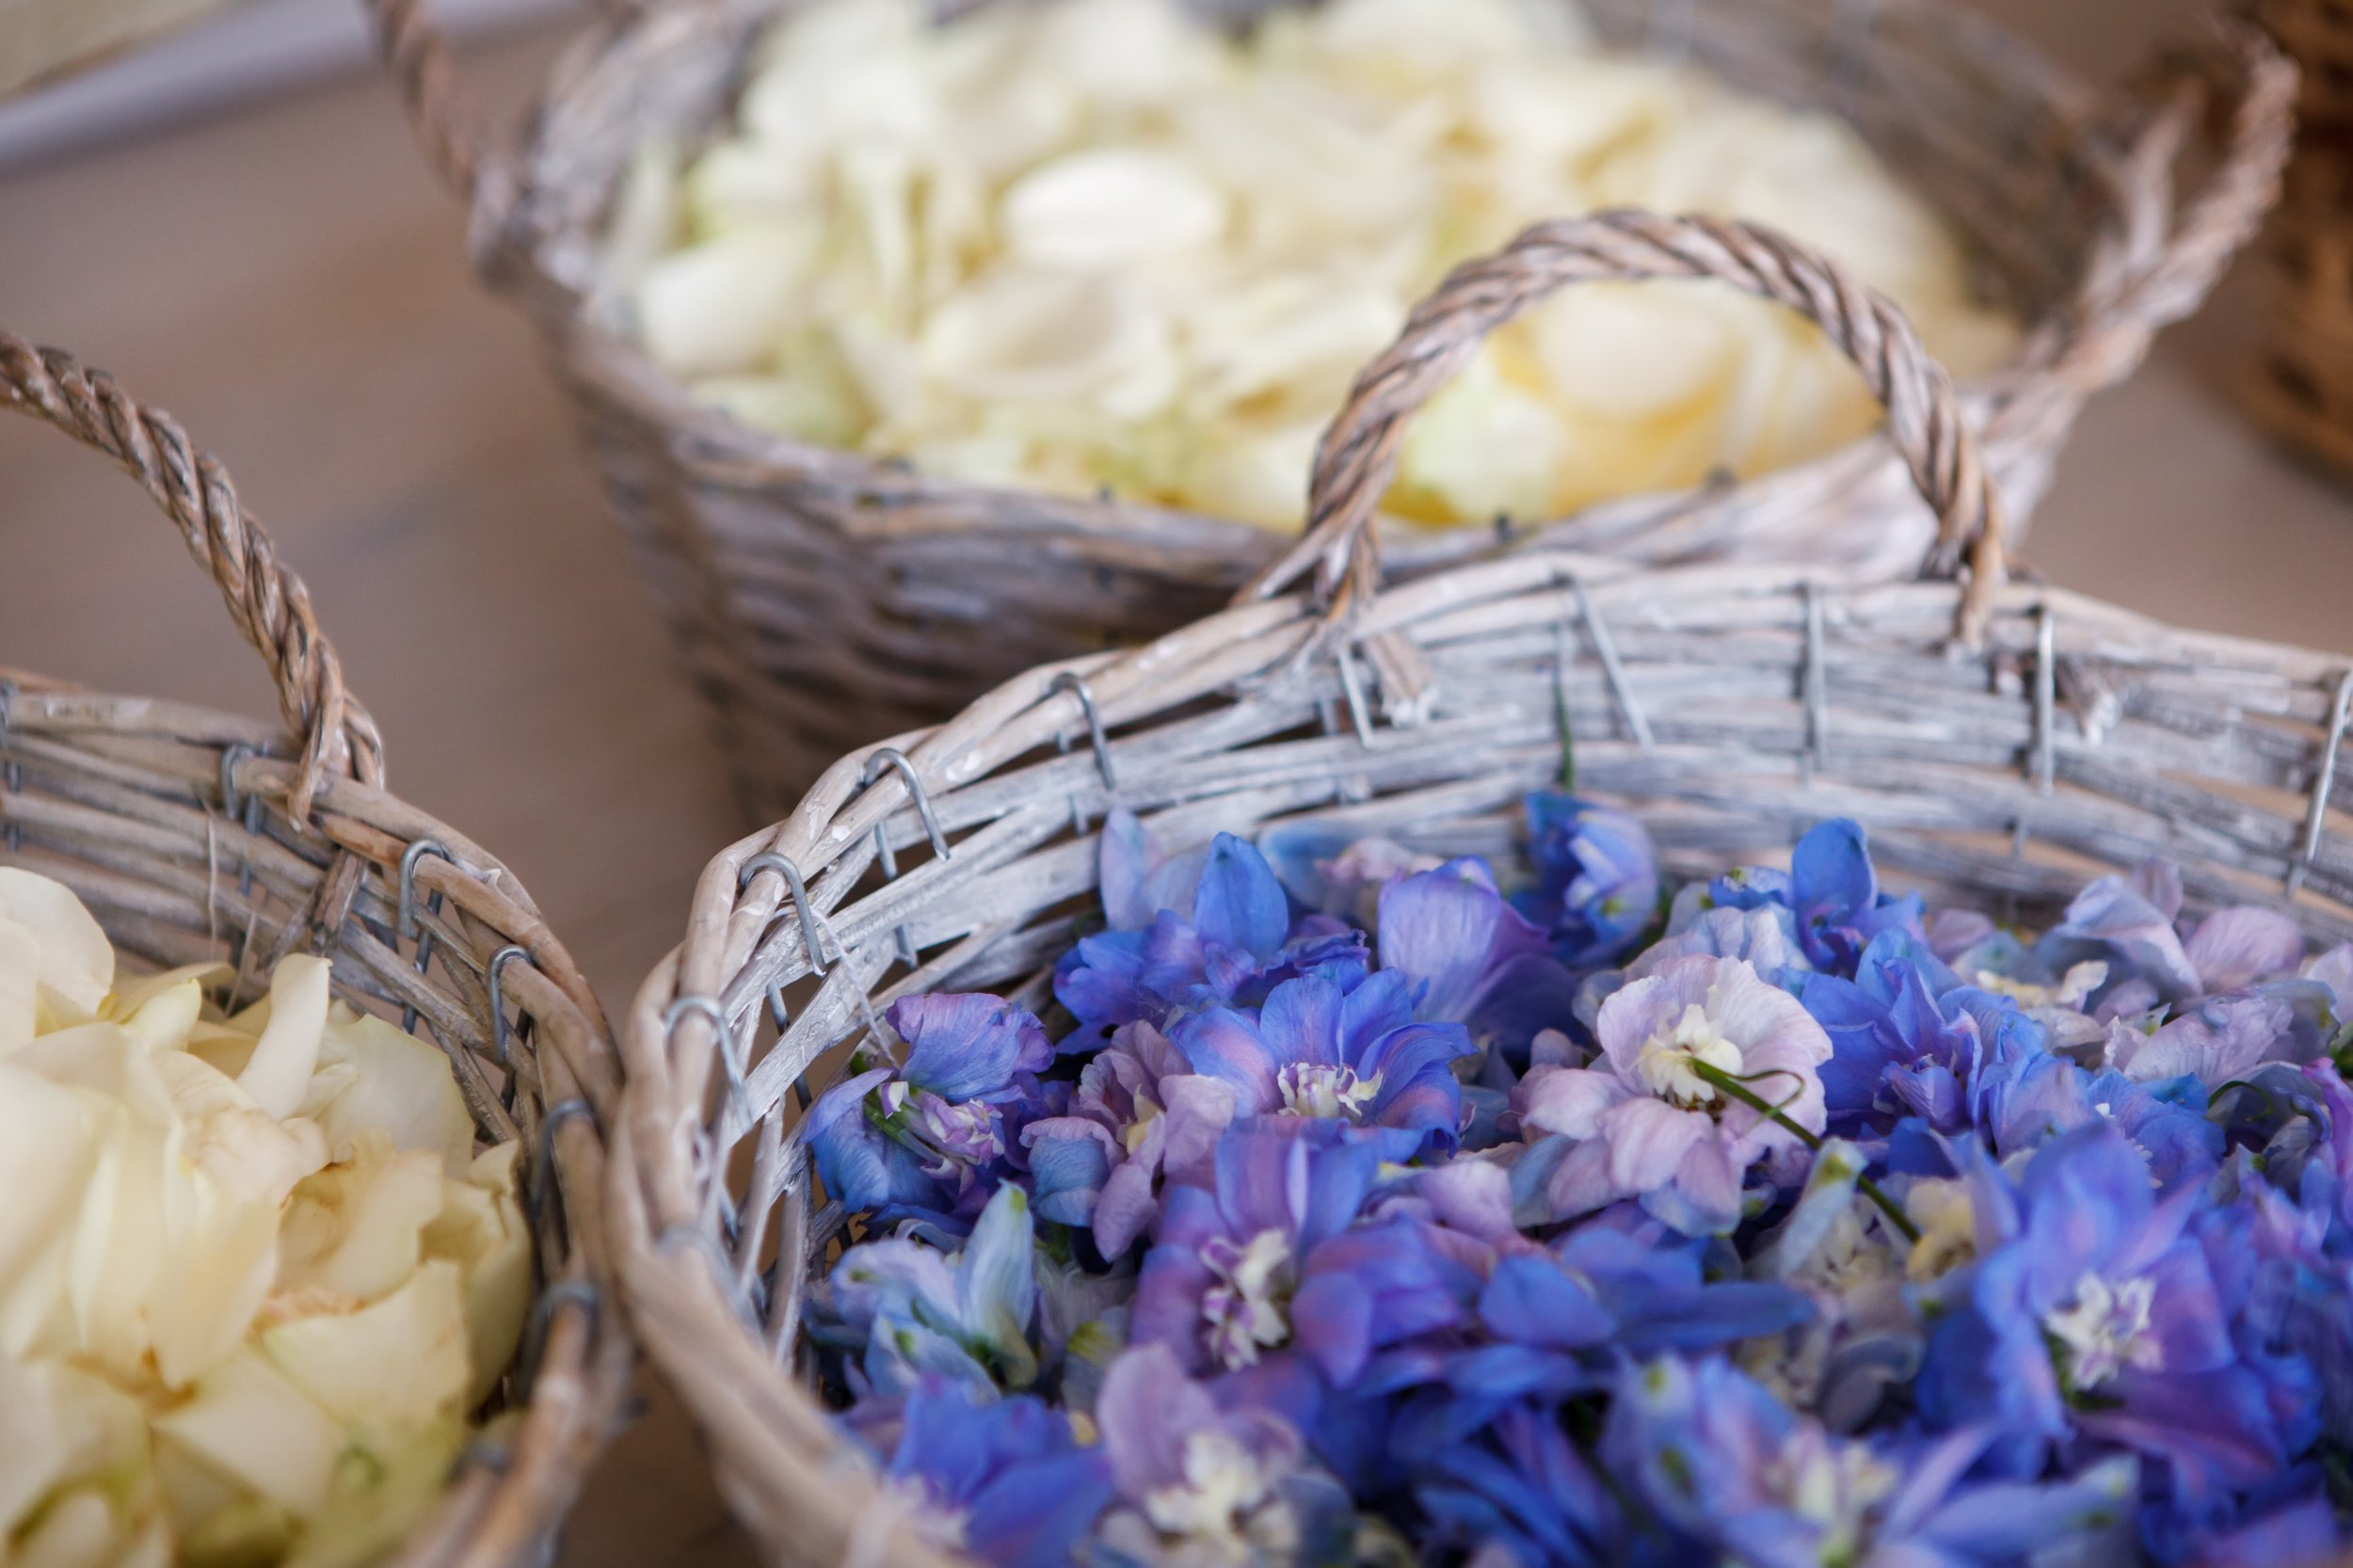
[2,7,2351,1565]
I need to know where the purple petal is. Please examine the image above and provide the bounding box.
[1169,1007,1281,1112]
[1513,1066,1628,1141]
[1657,1136,1743,1235]
[1259,975,1346,1070]
[1479,1256,1615,1349]
[890,993,1053,1099]
[1096,1343,1220,1496]
[1544,1138,1625,1222]
[1601,1097,1711,1194]
[1021,1117,1120,1226]
[2185,906,2306,993]
[1289,1272,1375,1385]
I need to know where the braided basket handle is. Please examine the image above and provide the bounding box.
[1,335,386,818]
[1236,211,2009,644]
[362,0,514,223]
[2049,19,2297,396]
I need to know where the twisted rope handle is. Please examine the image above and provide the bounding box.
[363,0,511,218]
[2038,19,2297,398]
[1,335,386,819]
[1238,211,2009,643]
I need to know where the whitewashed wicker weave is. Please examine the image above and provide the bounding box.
[367,0,2296,820]
[0,336,631,1568]
[607,214,2353,1567]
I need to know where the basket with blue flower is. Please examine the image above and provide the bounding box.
[611,214,2353,1567]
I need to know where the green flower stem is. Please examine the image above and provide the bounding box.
[1688,1061,1922,1244]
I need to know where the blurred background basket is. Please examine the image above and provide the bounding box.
[604,215,2353,1567]
[2242,0,2353,477]
[368,0,2293,824]
[0,335,631,1568]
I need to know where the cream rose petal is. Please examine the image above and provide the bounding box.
[1000,148,1226,268]
[263,1260,471,1432]
[154,1349,344,1519]
[236,954,332,1121]
[312,1007,476,1175]
[0,870,113,1022]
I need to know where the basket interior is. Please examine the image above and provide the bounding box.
[516,0,2110,361]
[0,668,602,1465]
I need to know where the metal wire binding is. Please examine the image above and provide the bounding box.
[1552,618,1577,783]
[1336,642,1377,746]
[216,744,264,901]
[519,1276,601,1401]
[739,851,829,979]
[1048,672,1117,789]
[2032,606,2058,796]
[529,1097,595,1239]
[660,1223,761,1331]
[1801,583,1829,780]
[1572,578,1656,753]
[664,993,751,1125]
[0,680,19,853]
[859,747,952,968]
[396,839,456,1031]
[2288,668,2353,896]
[485,944,531,1067]
[397,839,456,939]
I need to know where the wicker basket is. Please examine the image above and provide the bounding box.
[2243,0,2353,478]
[367,0,2295,821]
[605,214,2353,1567]
[0,335,630,1568]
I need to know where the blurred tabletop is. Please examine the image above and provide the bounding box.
[5,4,2353,1565]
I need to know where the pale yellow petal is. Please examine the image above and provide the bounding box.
[278,1137,445,1307]
[0,870,113,1022]
[263,1261,470,1434]
[312,1007,474,1175]
[154,1350,343,1520]
[235,956,331,1121]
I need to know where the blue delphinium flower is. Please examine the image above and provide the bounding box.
[813,1182,1046,1397]
[1604,1355,2137,1568]
[1413,1400,1625,1568]
[1056,828,1370,1052]
[805,992,1054,1221]
[1169,971,1476,1160]
[847,1376,1113,1568]
[1975,1045,2222,1192]
[1712,818,1926,976]
[1513,954,1833,1235]
[1128,1120,1380,1375]
[1913,1123,2288,1501]
[1021,1019,1238,1253]
[1800,928,1986,1134]
[1513,792,1661,970]
[816,812,2353,1568]
[1086,1342,1355,1567]
[1378,856,1581,1066]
